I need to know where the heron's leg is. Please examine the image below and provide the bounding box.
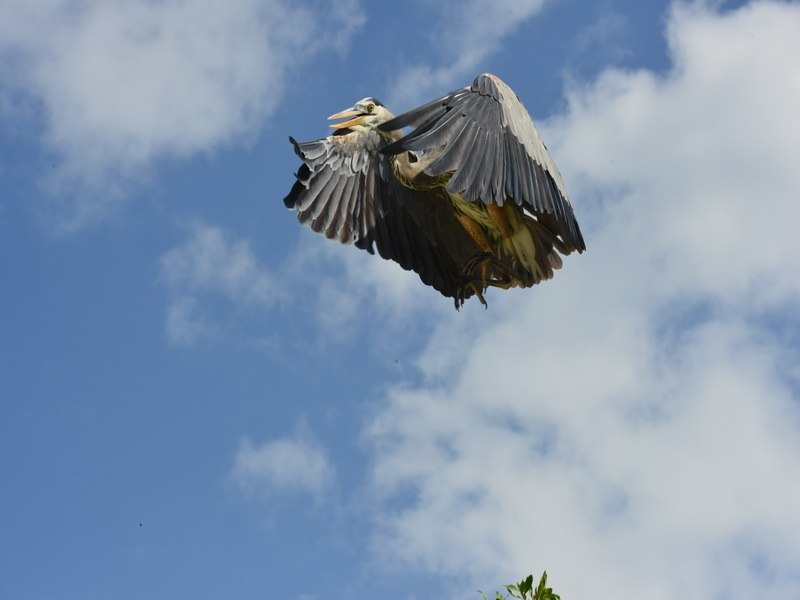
[454,213,491,253]
[462,252,493,281]
[462,252,526,290]
[451,212,528,306]
[455,252,493,308]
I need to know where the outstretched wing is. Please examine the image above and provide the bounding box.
[284,129,484,300]
[380,73,585,253]
[284,129,385,246]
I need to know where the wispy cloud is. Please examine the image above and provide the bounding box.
[571,10,631,65]
[159,218,443,347]
[285,238,452,341]
[0,0,364,230]
[363,2,800,598]
[386,0,548,108]
[160,220,282,345]
[231,424,335,499]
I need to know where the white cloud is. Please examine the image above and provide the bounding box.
[0,0,364,229]
[386,0,547,108]
[159,219,441,347]
[362,2,800,598]
[160,220,282,345]
[291,239,452,338]
[231,425,335,498]
[571,10,631,64]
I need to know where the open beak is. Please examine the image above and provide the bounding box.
[328,107,365,129]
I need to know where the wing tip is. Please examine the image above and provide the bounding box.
[472,73,503,98]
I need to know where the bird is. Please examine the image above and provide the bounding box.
[283,73,585,308]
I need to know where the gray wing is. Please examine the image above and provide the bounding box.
[284,129,485,301]
[284,129,385,246]
[380,73,585,253]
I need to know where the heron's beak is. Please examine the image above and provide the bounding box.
[328,107,365,129]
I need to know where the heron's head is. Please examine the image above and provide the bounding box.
[328,97,394,133]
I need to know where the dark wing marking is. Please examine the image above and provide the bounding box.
[380,73,585,253]
[284,130,484,300]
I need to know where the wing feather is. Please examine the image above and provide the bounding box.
[284,130,484,301]
[425,117,473,177]
[286,132,385,246]
[381,73,585,253]
[447,125,487,198]
[404,108,471,157]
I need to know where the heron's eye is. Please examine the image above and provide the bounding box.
[366,103,375,112]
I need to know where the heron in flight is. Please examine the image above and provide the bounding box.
[284,73,585,308]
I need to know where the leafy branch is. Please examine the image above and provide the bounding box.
[480,570,560,600]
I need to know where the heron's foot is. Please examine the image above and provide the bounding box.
[463,252,525,289]
[454,253,533,308]
[462,252,494,282]
[453,280,488,310]
[452,253,495,309]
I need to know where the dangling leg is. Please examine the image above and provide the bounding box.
[451,211,528,307]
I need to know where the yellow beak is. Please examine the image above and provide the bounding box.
[328,108,365,129]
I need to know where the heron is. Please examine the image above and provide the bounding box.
[284,73,585,308]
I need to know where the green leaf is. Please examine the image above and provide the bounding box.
[496,569,560,600]
[519,574,534,596]
[532,571,561,600]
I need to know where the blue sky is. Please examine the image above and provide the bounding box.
[2,1,800,599]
